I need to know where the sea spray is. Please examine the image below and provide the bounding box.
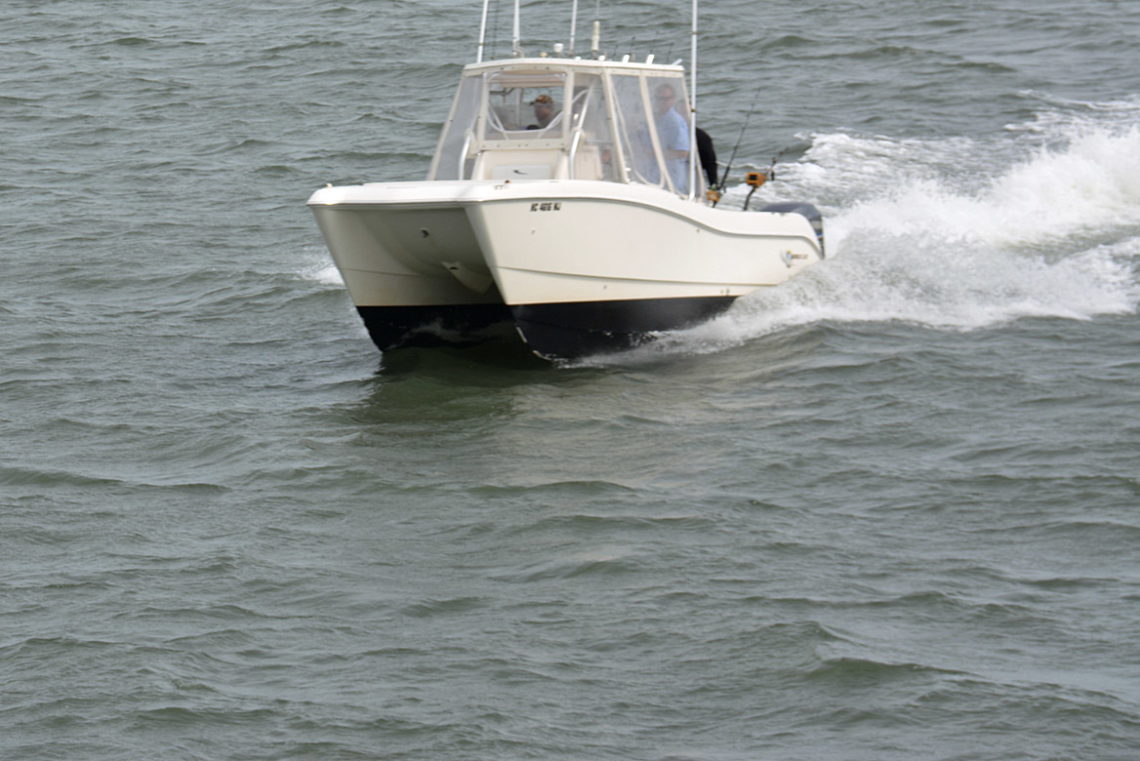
[592,113,1139,362]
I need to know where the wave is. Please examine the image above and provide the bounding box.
[790,109,1140,245]
[295,250,345,287]
[617,101,1140,360]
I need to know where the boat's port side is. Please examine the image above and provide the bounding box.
[357,303,514,350]
[510,295,736,359]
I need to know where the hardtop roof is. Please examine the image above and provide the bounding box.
[462,56,685,77]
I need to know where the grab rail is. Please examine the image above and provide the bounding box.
[458,131,474,179]
[567,130,583,177]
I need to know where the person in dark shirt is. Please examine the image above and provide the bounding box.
[696,127,718,188]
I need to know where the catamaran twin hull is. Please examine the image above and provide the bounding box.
[309,178,823,360]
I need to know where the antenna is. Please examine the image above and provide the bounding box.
[569,0,579,55]
[689,0,698,200]
[591,0,601,58]
[476,0,490,63]
[512,0,522,56]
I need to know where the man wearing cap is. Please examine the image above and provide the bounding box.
[528,94,555,130]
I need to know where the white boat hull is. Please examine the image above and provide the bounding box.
[308,179,823,359]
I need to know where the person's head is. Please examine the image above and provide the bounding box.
[532,94,554,125]
[654,83,677,115]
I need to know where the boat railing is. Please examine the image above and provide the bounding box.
[458,130,474,180]
[567,129,583,176]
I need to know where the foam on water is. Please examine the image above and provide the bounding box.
[619,104,1140,362]
[1006,92,1140,137]
[818,96,1140,252]
[297,97,1140,366]
[296,246,344,287]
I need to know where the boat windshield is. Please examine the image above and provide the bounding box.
[568,73,617,182]
[611,72,692,195]
[429,64,695,196]
[485,72,566,138]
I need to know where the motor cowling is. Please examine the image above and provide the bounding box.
[760,202,825,258]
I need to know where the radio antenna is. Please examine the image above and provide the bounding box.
[476,0,490,62]
[512,0,521,56]
[569,0,579,54]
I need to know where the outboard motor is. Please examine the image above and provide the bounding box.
[760,201,825,258]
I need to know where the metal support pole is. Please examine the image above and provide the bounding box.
[477,0,490,62]
[689,0,699,200]
[512,0,521,56]
[569,0,579,55]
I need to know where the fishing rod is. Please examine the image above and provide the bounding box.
[713,82,796,211]
[716,83,764,194]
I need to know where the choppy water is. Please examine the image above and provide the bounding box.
[3,1,1140,759]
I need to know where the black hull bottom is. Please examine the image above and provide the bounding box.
[357,304,513,350]
[355,296,737,360]
[511,296,737,360]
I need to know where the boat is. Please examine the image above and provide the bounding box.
[307,0,825,361]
